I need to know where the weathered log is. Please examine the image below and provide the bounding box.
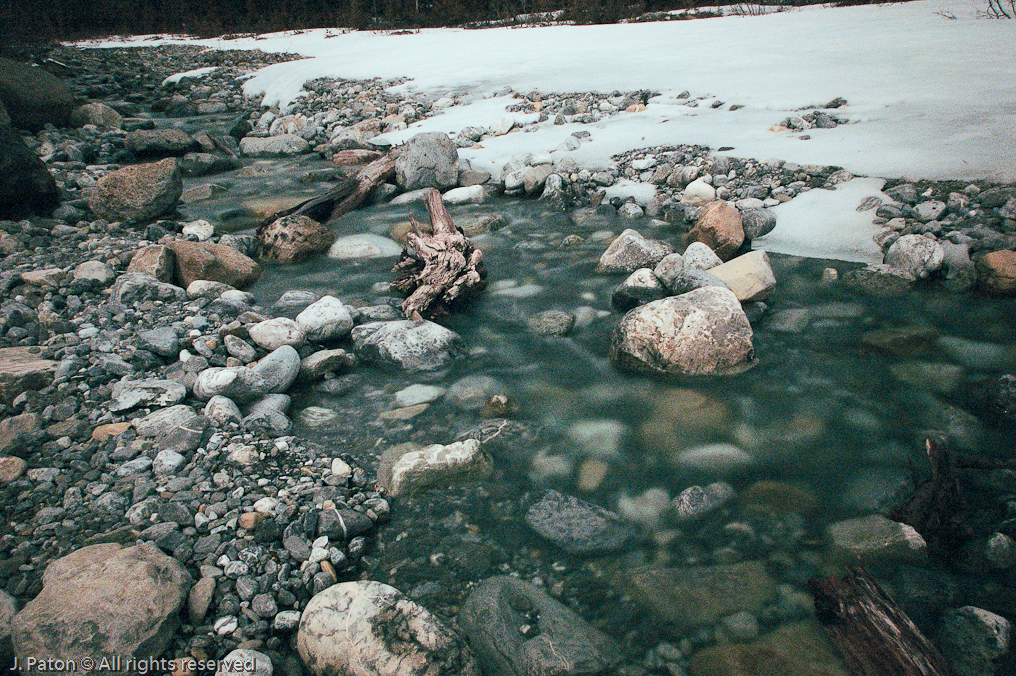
[391,188,486,320]
[887,437,972,558]
[807,568,952,676]
[256,153,396,231]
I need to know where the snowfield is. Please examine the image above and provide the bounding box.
[81,0,1015,262]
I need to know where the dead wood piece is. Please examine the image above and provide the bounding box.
[255,153,396,233]
[391,188,486,320]
[807,568,952,676]
[888,437,972,557]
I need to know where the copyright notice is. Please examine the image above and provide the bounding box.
[10,655,261,673]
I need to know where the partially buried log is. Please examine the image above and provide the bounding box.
[807,568,952,676]
[391,188,486,320]
[257,153,396,229]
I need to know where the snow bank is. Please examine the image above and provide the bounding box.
[161,66,217,86]
[81,0,1016,183]
[755,178,887,265]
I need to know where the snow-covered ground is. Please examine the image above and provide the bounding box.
[81,0,1015,262]
[84,0,1015,182]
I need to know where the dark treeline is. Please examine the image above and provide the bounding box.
[0,0,768,45]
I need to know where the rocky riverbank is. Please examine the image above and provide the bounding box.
[2,42,1016,676]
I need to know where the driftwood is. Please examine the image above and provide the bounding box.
[807,568,952,676]
[887,437,972,558]
[257,153,396,230]
[391,188,486,320]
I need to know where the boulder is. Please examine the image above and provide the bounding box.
[352,320,463,374]
[10,543,190,669]
[976,249,1016,295]
[653,253,728,295]
[239,134,310,156]
[706,250,777,301]
[686,200,744,260]
[680,176,716,206]
[166,239,261,289]
[740,208,778,240]
[89,158,182,224]
[127,245,175,282]
[179,152,240,177]
[0,412,42,456]
[125,129,196,158]
[297,581,479,676]
[682,242,724,270]
[296,296,353,342]
[248,317,306,350]
[596,228,675,274]
[395,132,459,191]
[109,378,187,412]
[70,102,122,128]
[108,273,185,312]
[0,346,57,405]
[525,490,636,555]
[0,589,16,651]
[611,268,667,312]
[0,57,75,131]
[610,287,755,377]
[459,577,621,676]
[215,649,273,676]
[377,439,492,497]
[0,124,59,218]
[938,606,1011,676]
[884,234,944,280]
[258,214,335,264]
[298,348,354,382]
[192,346,301,403]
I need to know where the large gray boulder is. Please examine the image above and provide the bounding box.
[395,132,459,191]
[297,581,479,676]
[193,346,301,403]
[89,158,182,224]
[70,102,122,129]
[10,543,191,669]
[610,286,755,376]
[459,577,622,676]
[596,229,675,274]
[352,320,463,373]
[108,273,186,313]
[0,124,59,218]
[0,57,75,131]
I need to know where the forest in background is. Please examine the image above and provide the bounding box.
[0,0,898,48]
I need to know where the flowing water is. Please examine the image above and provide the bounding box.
[183,147,1016,662]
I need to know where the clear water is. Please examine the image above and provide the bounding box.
[239,190,1016,522]
[183,153,1016,662]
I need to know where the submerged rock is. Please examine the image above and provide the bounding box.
[525,490,636,555]
[377,439,492,497]
[459,576,622,676]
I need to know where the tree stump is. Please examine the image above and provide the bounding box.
[391,188,486,320]
[807,568,953,676]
